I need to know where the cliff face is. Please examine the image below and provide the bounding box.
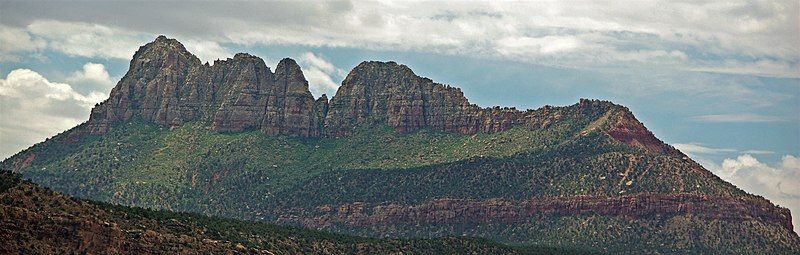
[209,56,320,136]
[87,36,201,133]
[86,36,669,154]
[326,61,486,136]
[87,36,324,137]
[278,193,794,235]
[325,61,545,137]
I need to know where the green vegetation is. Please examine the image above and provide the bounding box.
[2,104,797,254]
[3,115,742,216]
[1,169,598,254]
[273,133,744,208]
[5,114,586,212]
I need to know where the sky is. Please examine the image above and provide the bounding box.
[0,0,798,230]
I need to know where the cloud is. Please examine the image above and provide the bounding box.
[66,62,115,92]
[496,35,584,55]
[298,52,345,97]
[674,142,774,158]
[1,1,797,77]
[300,52,341,75]
[26,20,148,59]
[703,154,800,233]
[182,39,233,63]
[0,25,46,61]
[0,69,106,160]
[597,69,793,109]
[742,150,775,155]
[690,59,800,78]
[1,20,234,64]
[674,143,737,155]
[691,114,787,123]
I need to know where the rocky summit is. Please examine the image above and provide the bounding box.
[87,36,325,137]
[3,36,799,254]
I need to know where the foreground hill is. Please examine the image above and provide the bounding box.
[1,170,585,254]
[2,36,799,254]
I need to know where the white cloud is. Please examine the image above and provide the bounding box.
[742,150,775,155]
[704,154,800,233]
[182,39,233,64]
[674,142,775,158]
[2,20,234,64]
[2,1,797,77]
[690,59,800,78]
[0,69,106,160]
[674,143,737,155]
[300,52,340,75]
[237,0,794,77]
[26,20,147,59]
[66,62,113,87]
[0,25,46,61]
[496,35,584,55]
[298,52,345,98]
[717,155,800,197]
[691,114,787,123]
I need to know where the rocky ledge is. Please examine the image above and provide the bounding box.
[276,193,794,233]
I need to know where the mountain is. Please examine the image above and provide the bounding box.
[2,169,582,254]
[2,36,799,254]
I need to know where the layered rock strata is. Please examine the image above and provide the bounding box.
[277,193,794,234]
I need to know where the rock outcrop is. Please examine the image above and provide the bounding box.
[87,36,201,133]
[86,36,670,154]
[87,36,325,137]
[325,61,519,137]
